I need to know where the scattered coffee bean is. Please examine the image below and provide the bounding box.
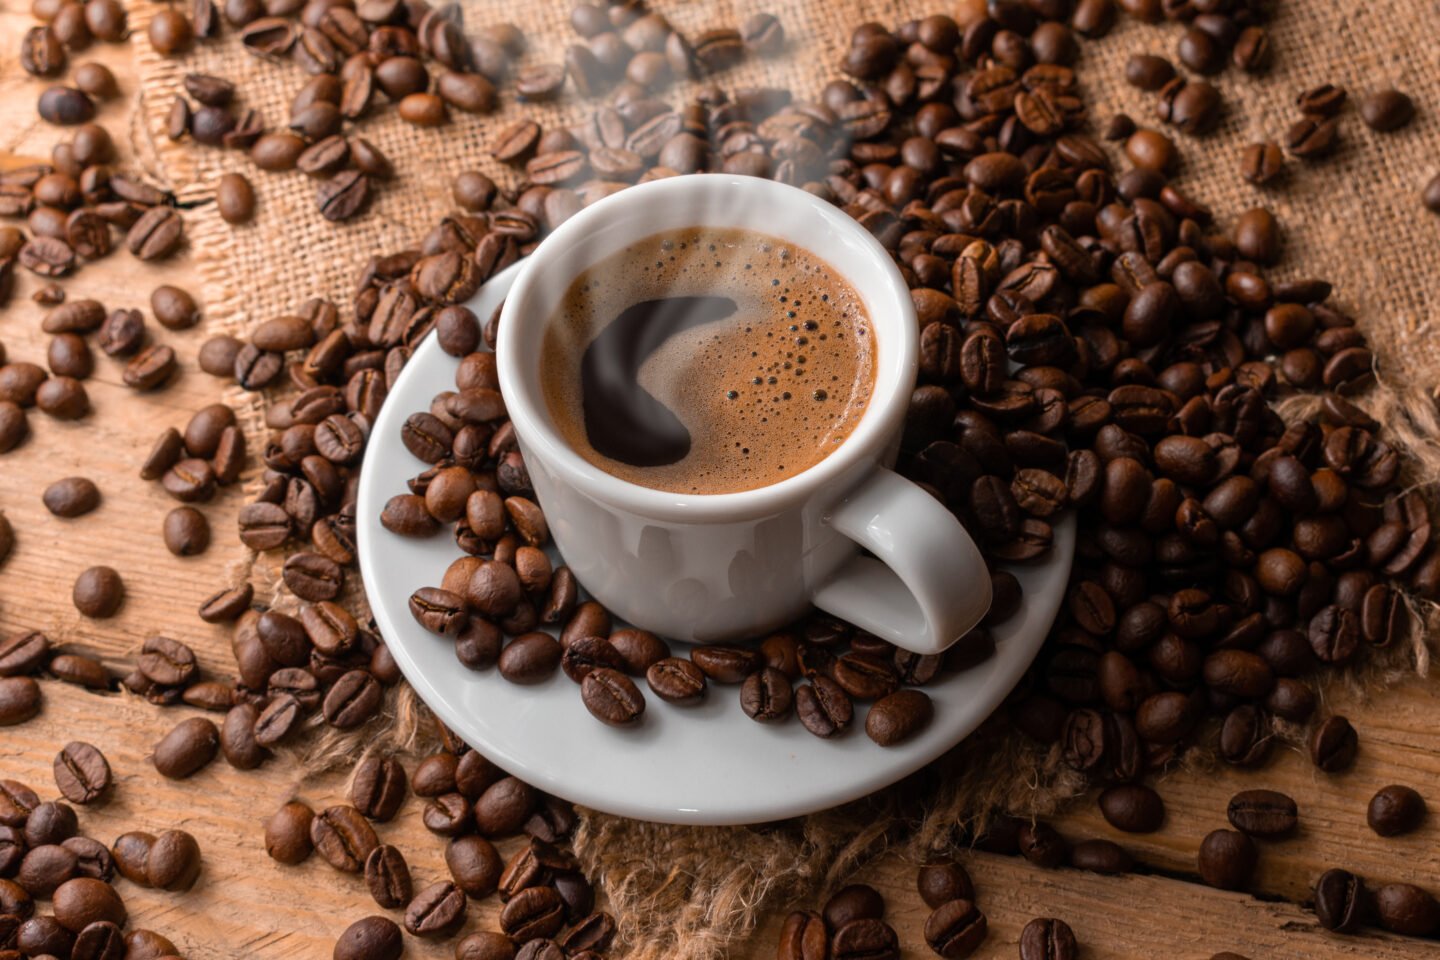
[1367,784,1425,837]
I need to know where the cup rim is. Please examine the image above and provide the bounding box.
[496,174,917,523]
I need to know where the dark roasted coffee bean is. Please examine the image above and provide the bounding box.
[311,804,378,873]
[52,742,108,804]
[335,916,404,960]
[1314,867,1367,932]
[152,716,219,779]
[352,755,408,822]
[446,835,502,898]
[581,668,644,726]
[19,842,79,896]
[71,566,122,617]
[1019,918,1077,960]
[0,676,42,726]
[405,880,467,937]
[1361,89,1416,131]
[324,669,382,729]
[1374,883,1440,936]
[645,657,706,704]
[865,689,932,746]
[145,829,200,891]
[740,667,792,722]
[365,844,412,909]
[832,917,899,960]
[796,676,853,738]
[1198,829,1256,890]
[1227,789,1297,838]
[1367,785,1425,837]
[690,645,763,683]
[1098,784,1164,833]
[264,801,314,865]
[1310,715,1358,772]
[43,476,100,516]
[924,899,986,959]
[39,86,96,125]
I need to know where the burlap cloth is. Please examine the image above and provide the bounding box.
[126,1,1440,956]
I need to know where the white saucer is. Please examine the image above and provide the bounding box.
[356,264,1076,826]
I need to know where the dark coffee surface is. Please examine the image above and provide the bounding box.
[541,227,875,494]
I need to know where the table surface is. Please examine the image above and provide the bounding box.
[1,9,1438,960]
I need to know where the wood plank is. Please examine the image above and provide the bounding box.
[743,848,1440,960]
[1045,673,1440,901]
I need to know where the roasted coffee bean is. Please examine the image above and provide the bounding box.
[690,645,763,683]
[1374,883,1440,936]
[311,805,378,873]
[39,86,96,125]
[833,653,899,700]
[216,172,255,224]
[20,842,80,896]
[405,880,467,937]
[865,689,932,746]
[581,668,645,726]
[824,884,884,930]
[1241,141,1285,186]
[1019,918,1077,960]
[740,667,793,722]
[0,676,42,726]
[43,476,100,516]
[1125,54,1174,90]
[1198,829,1256,890]
[351,754,407,823]
[1098,784,1164,832]
[1227,789,1297,838]
[1367,785,1425,837]
[324,670,382,729]
[71,566,122,617]
[474,777,536,837]
[49,653,109,689]
[152,716,219,779]
[923,899,986,959]
[365,844,412,909]
[1361,89,1416,131]
[52,742,108,804]
[23,801,77,847]
[445,835,502,899]
[916,859,974,909]
[645,657,706,705]
[335,916,404,960]
[125,206,183,260]
[145,829,200,891]
[264,801,315,865]
[832,917,899,960]
[1310,715,1358,772]
[162,506,209,556]
[123,344,177,390]
[1314,867,1367,932]
[318,170,370,221]
[501,885,565,940]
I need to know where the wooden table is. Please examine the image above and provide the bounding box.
[1,9,1437,960]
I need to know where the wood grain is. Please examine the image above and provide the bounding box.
[1,6,1437,960]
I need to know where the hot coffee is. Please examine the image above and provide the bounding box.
[540,227,875,494]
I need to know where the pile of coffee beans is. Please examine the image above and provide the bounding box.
[21,0,129,125]
[259,737,616,959]
[0,739,192,954]
[778,876,1081,960]
[139,0,783,224]
[0,123,184,287]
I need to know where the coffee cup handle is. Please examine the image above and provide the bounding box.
[812,467,992,656]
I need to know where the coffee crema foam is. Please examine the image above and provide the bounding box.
[541,227,875,494]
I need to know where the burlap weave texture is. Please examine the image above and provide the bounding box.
[128,1,1440,957]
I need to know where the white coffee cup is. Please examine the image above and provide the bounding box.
[496,174,991,655]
